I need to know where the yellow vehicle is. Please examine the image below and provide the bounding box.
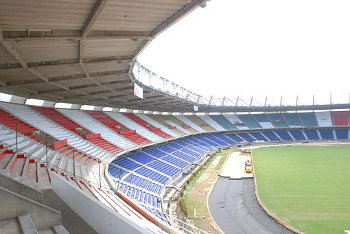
[245,160,253,173]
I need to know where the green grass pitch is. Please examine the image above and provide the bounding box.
[252,145,350,234]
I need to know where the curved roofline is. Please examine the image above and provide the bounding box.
[131,61,350,112]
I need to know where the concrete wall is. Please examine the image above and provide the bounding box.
[0,187,61,230]
[50,173,149,234]
[0,173,43,203]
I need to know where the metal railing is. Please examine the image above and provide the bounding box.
[0,133,112,191]
[132,61,350,109]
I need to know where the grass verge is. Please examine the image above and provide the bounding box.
[179,149,232,232]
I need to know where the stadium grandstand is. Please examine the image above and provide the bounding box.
[0,0,349,234]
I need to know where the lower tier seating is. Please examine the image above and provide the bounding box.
[108,132,233,224]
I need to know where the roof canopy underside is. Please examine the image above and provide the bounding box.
[0,0,208,112]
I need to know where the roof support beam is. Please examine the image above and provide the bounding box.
[81,0,108,39]
[1,30,150,42]
[0,29,115,102]
[6,69,129,86]
[0,56,131,70]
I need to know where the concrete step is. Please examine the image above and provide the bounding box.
[4,152,19,173]
[11,156,26,176]
[52,224,69,234]
[0,217,21,234]
[18,214,38,234]
[37,164,51,190]
[37,229,55,234]
[0,152,14,170]
[0,187,62,230]
[27,161,38,183]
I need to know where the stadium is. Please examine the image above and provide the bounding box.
[0,1,349,234]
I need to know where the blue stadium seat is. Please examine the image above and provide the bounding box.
[237,132,255,142]
[135,167,169,184]
[111,156,141,170]
[147,160,180,177]
[261,130,280,141]
[226,133,245,142]
[274,130,293,141]
[213,133,235,145]
[250,132,269,141]
[108,165,128,178]
[288,129,306,140]
[162,155,189,168]
[129,151,155,164]
[304,129,320,140]
[319,129,334,140]
[335,129,349,140]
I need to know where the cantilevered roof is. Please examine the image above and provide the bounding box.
[0,0,208,112]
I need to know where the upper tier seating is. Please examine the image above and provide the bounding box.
[222,114,249,130]
[282,113,303,127]
[210,115,236,130]
[174,115,206,133]
[304,129,320,140]
[160,115,198,134]
[318,129,334,140]
[147,115,186,136]
[267,113,289,128]
[332,111,349,127]
[299,112,318,127]
[288,129,306,140]
[33,107,122,154]
[237,115,261,129]
[86,111,151,146]
[252,114,274,128]
[129,113,175,138]
[315,111,333,127]
[104,112,163,142]
[335,129,349,140]
[198,115,226,131]
[163,120,191,135]
[58,109,136,150]
[185,115,215,131]
[0,102,111,160]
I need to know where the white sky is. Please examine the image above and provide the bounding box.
[138,0,350,106]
